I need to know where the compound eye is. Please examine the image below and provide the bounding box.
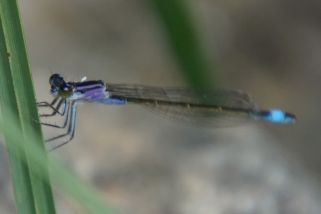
[49,73,65,87]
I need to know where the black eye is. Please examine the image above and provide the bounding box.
[49,73,65,87]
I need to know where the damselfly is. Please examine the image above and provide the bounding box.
[38,74,296,150]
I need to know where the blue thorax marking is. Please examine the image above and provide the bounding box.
[71,80,126,104]
[73,80,105,93]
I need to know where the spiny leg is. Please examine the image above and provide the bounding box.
[40,101,71,129]
[46,101,78,151]
[48,102,77,151]
[40,98,65,117]
[37,97,67,117]
[34,97,65,125]
[45,101,76,142]
[37,97,60,115]
[37,96,59,107]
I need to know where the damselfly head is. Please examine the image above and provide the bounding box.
[49,73,72,97]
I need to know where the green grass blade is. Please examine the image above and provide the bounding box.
[0,2,120,211]
[0,15,36,214]
[0,0,56,213]
[152,0,215,90]
[0,108,120,214]
[0,1,121,213]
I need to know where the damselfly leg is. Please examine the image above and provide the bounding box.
[38,99,78,150]
[37,97,67,117]
[44,101,78,151]
[40,100,71,129]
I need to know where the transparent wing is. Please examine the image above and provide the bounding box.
[142,102,255,126]
[106,84,259,126]
[106,84,257,109]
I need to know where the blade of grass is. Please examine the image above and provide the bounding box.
[0,108,120,214]
[0,15,36,214]
[152,0,216,90]
[0,0,56,213]
[0,1,120,213]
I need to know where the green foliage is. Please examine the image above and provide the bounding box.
[0,0,55,212]
[0,14,37,214]
[152,0,215,90]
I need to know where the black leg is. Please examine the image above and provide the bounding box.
[37,96,59,107]
[40,101,71,129]
[37,97,67,117]
[46,101,78,151]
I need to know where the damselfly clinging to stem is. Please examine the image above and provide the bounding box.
[37,74,296,150]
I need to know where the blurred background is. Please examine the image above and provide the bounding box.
[1,0,321,213]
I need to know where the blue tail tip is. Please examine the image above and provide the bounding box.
[260,108,296,124]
